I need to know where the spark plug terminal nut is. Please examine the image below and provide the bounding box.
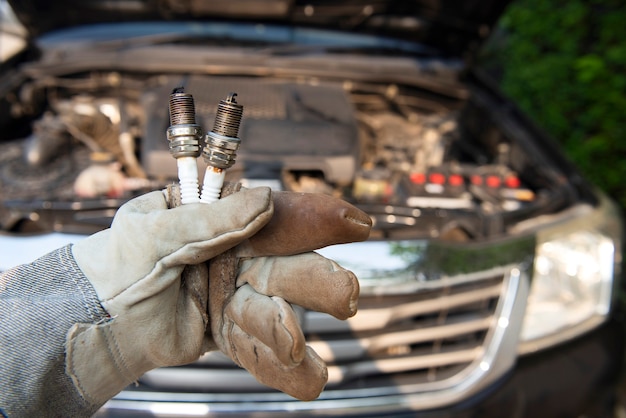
[167,87,203,204]
[201,92,244,203]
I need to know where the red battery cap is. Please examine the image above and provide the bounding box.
[486,175,501,188]
[429,172,446,184]
[505,176,521,188]
[410,172,426,184]
[449,174,464,186]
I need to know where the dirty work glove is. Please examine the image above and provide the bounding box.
[207,183,372,400]
[67,187,274,408]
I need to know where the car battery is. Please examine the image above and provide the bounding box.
[401,170,474,209]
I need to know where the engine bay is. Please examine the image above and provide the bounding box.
[0,70,568,239]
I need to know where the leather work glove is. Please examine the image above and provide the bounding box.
[66,184,372,408]
[67,187,273,407]
[207,183,372,400]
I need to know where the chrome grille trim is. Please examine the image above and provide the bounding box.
[308,316,492,362]
[305,282,502,333]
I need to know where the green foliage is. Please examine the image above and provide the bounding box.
[487,0,626,206]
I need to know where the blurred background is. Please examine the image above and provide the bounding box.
[480,0,626,410]
[2,4,624,286]
[3,0,623,206]
[480,0,626,209]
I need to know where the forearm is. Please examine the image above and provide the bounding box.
[0,245,109,417]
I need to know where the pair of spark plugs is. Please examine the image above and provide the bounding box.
[167,88,243,204]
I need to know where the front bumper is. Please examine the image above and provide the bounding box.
[416,315,625,418]
[468,316,624,418]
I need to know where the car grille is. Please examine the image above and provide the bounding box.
[311,270,503,389]
[136,266,513,396]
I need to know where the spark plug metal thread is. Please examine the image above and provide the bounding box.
[200,93,243,203]
[167,87,202,204]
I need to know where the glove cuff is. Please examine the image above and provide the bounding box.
[65,319,153,408]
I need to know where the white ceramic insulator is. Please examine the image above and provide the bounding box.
[201,166,226,204]
[177,156,200,204]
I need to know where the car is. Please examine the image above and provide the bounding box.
[0,1,623,416]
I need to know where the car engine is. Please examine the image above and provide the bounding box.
[0,71,564,239]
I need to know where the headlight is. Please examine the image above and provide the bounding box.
[519,195,622,353]
[522,230,614,339]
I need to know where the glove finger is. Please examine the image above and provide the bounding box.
[238,252,359,320]
[228,324,327,401]
[235,191,371,258]
[224,284,306,368]
[114,187,273,265]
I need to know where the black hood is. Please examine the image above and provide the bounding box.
[8,0,511,56]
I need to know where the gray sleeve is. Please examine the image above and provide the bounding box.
[0,244,110,418]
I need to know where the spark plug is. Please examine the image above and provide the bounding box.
[200,92,243,203]
[167,87,202,204]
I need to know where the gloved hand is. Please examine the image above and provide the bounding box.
[208,184,372,400]
[67,187,274,407]
[66,185,372,408]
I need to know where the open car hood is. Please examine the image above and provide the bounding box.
[8,0,511,56]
